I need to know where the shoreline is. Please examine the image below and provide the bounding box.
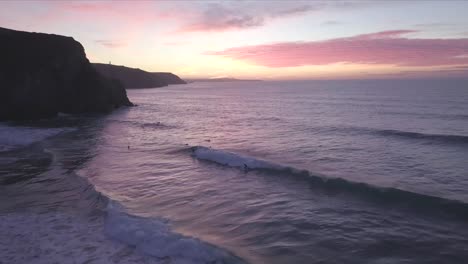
[0,125,247,264]
[0,210,163,264]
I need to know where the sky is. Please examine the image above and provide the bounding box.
[1,0,468,80]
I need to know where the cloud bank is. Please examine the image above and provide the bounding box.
[176,2,323,32]
[207,30,468,67]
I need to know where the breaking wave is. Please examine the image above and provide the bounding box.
[70,154,247,264]
[0,126,246,264]
[108,119,175,130]
[105,202,246,264]
[0,124,75,152]
[191,146,468,221]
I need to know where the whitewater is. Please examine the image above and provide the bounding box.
[1,79,468,264]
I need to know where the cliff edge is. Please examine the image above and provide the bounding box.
[92,63,186,89]
[0,27,133,121]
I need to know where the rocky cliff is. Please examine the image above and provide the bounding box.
[0,27,133,121]
[92,63,186,89]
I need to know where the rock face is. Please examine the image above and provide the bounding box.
[92,63,186,89]
[151,72,187,86]
[186,78,262,83]
[0,27,133,121]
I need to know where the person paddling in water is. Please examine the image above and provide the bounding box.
[243,163,250,172]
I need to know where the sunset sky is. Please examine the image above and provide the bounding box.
[1,0,468,80]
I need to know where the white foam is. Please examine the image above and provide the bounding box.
[0,210,163,264]
[104,201,243,264]
[193,146,282,171]
[0,201,243,264]
[0,124,75,152]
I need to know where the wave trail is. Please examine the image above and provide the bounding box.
[105,201,247,264]
[108,119,175,129]
[310,126,468,145]
[193,146,282,170]
[0,124,75,152]
[191,146,468,221]
[374,129,468,144]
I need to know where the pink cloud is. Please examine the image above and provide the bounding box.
[37,2,319,34]
[172,2,387,33]
[206,30,468,67]
[176,3,319,33]
[4,1,372,34]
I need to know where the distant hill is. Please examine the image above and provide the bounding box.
[93,63,186,89]
[186,78,262,83]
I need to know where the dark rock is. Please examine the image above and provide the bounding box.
[0,27,133,121]
[151,72,187,86]
[186,78,262,83]
[92,63,186,89]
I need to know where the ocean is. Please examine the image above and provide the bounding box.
[1,80,468,264]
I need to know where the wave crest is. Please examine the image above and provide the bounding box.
[193,146,282,170]
[375,129,468,144]
[0,125,75,152]
[191,146,468,221]
[105,201,246,264]
[327,126,468,145]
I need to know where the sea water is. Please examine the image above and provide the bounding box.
[1,80,468,264]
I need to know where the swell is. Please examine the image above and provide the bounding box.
[381,111,468,121]
[191,146,468,221]
[0,124,76,152]
[374,129,468,144]
[108,119,176,129]
[0,142,108,212]
[315,126,468,145]
[104,202,247,264]
[0,146,54,185]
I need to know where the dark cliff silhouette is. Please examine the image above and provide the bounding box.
[186,78,262,83]
[92,63,186,89]
[0,27,133,121]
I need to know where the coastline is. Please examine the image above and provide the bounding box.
[2,80,468,264]
[0,121,247,264]
[0,132,158,263]
[0,210,163,264]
